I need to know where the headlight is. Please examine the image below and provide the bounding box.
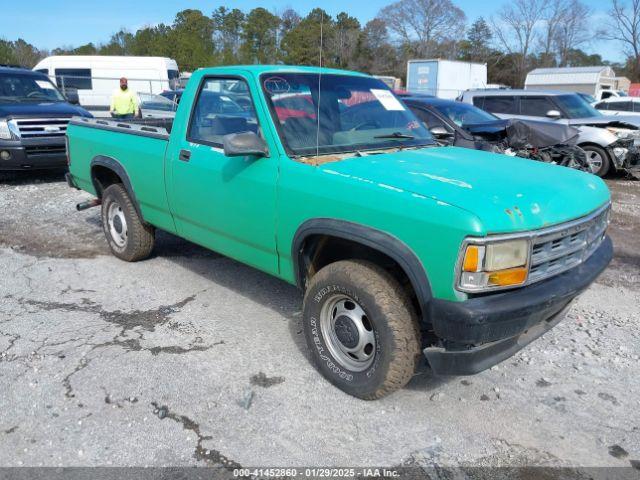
[607,127,640,140]
[0,120,12,140]
[459,239,530,292]
[612,147,628,160]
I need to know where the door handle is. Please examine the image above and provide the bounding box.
[179,149,191,162]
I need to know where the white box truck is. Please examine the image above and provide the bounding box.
[406,59,487,99]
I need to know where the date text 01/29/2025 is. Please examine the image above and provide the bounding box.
[233,468,400,477]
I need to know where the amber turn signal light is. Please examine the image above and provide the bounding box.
[487,267,528,287]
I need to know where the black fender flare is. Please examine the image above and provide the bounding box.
[90,155,143,219]
[292,218,433,319]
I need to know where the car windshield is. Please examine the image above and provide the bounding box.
[555,94,602,118]
[139,93,177,112]
[579,93,596,103]
[261,73,435,156]
[0,73,66,103]
[431,102,498,127]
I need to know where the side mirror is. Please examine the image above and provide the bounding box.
[64,89,80,105]
[546,110,562,119]
[223,132,268,158]
[429,126,454,138]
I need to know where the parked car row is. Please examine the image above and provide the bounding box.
[400,95,590,172]
[2,60,639,181]
[459,89,640,178]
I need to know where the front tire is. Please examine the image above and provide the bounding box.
[302,260,421,400]
[581,144,611,177]
[101,183,155,262]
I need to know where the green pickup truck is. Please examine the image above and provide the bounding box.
[66,65,613,399]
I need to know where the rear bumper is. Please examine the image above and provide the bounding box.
[0,140,67,171]
[425,236,613,375]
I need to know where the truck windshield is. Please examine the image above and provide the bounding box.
[261,73,435,156]
[431,102,499,127]
[555,94,602,119]
[0,73,66,103]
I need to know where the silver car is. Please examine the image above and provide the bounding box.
[594,97,640,117]
[459,89,640,176]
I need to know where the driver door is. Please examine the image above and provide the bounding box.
[167,76,279,275]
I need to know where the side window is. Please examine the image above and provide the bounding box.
[188,77,258,147]
[482,96,516,114]
[520,96,557,116]
[411,107,452,132]
[607,101,632,112]
[594,102,606,109]
[601,91,613,100]
[472,96,485,109]
[54,68,92,90]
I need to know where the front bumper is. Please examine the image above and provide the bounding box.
[609,138,640,171]
[424,236,613,375]
[0,138,67,171]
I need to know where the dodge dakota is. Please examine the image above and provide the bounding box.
[65,66,613,399]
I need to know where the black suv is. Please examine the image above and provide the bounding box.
[0,66,92,171]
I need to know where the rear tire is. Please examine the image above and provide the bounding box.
[101,183,154,262]
[302,260,421,400]
[581,144,611,177]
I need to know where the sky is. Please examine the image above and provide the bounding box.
[2,0,625,63]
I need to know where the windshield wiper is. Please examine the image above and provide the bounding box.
[373,132,415,140]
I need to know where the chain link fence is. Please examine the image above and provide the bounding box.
[49,74,179,117]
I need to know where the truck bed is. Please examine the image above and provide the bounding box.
[66,116,174,232]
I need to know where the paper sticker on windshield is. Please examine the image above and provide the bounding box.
[264,76,291,95]
[370,89,405,111]
[35,80,55,89]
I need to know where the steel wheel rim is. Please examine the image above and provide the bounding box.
[319,294,376,372]
[585,150,603,174]
[107,202,128,248]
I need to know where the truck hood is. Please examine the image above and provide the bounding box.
[320,146,610,233]
[0,101,91,119]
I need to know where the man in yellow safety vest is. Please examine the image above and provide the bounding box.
[110,77,139,119]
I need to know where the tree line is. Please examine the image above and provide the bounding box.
[1,0,640,86]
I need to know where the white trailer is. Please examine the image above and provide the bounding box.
[33,56,180,114]
[524,66,627,100]
[406,59,487,99]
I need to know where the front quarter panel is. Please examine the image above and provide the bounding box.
[277,159,485,302]
[576,125,618,147]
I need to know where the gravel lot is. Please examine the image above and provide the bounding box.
[0,169,639,472]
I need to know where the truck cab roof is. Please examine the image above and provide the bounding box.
[191,65,370,78]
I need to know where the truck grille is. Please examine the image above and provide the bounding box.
[11,118,70,138]
[528,205,610,284]
[24,145,66,156]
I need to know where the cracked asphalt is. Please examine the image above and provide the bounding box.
[0,170,639,471]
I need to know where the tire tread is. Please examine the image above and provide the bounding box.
[101,183,154,262]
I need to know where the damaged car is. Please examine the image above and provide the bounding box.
[459,89,640,177]
[402,96,590,171]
